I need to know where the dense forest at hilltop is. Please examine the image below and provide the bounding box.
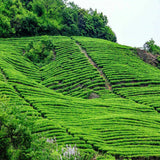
[0,0,117,42]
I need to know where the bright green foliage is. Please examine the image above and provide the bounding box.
[1,36,160,159]
[74,36,160,112]
[41,37,108,98]
[0,97,93,160]
[144,39,160,55]
[0,14,14,37]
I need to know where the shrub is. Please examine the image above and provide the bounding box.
[25,39,55,67]
[0,95,32,160]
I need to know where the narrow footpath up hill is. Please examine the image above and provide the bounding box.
[73,36,160,113]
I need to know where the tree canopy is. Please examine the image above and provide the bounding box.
[0,0,117,42]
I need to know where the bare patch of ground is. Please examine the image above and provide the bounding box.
[136,49,159,67]
[89,93,100,99]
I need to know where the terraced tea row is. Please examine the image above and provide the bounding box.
[13,83,160,158]
[0,36,110,99]
[0,80,93,154]
[1,36,160,158]
[0,47,96,153]
[74,36,160,111]
[1,58,159,157]
[41,38,107,98]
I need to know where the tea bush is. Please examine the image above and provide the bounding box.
[1,36,160,159]
[0,96,93,160]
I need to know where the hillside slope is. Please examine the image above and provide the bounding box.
[74,36,160,113]
[0,36,160,159]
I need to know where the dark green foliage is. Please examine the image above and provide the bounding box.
[157,56,160,67]
[0,96,32,160]
[0,14,14,37]
[62,4,80,36]
[77,9,111,40]
[0,0,117,42]
[11,12,39,36]
[104,26,117,42]
[32,1,45,17]
[25,39,55,67]
[38,19,60,36]
[61,3,117,42]
[21,0,33,8]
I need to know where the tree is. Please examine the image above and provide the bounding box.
[77,8,117,42]
[20,0,33,8]
[34,0,64,19]
[0,0,117,41]
[144,39,160,55]
[104,26,117,42]
[62,2,80,36]
[0,14,14,37]
[11,12,39,36]
[32,0,45,17]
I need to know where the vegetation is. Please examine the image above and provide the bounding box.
[1,36,160,159]
[25,39,55,67]
[142,39,160,69]
[0,96,96,160]
[144,39,160,55]
[74,36,160,112]
[41,37,108,98]
[0,0,116,42]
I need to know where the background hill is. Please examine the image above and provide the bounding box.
[1,36,160,159]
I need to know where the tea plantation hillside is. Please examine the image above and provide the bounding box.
[74,37,160,113]
[1,36,160,159]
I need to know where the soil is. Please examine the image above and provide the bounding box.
[89,93,100,99]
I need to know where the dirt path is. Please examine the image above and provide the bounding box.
[76,42,112,91]
[75,42,160,113]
